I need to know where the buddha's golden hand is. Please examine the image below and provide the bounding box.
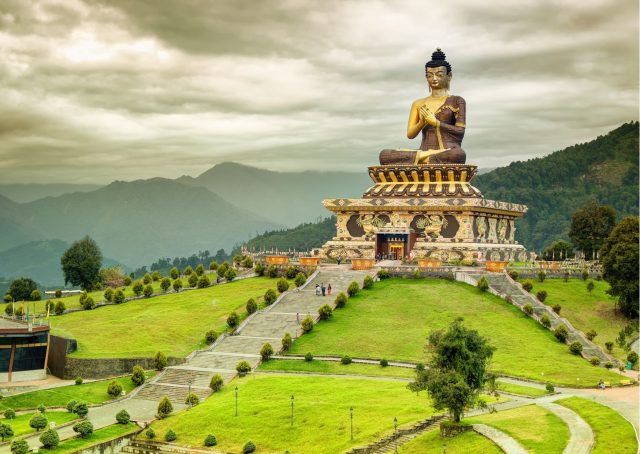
[419,105,438,126]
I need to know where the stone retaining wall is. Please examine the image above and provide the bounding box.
[74,427,140,454]
[63,356,185,380]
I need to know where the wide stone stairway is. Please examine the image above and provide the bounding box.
[133,268,369,406]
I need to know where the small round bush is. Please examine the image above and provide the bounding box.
[334,292,347,308]
[294,272,307,288]
[540,314,551,327]
[301,316,314,333]
[165,429,177,442]
[185,393,199,406]
[143,273,152,284]
[377,269,390,280]
[508,270,519,281]
[281,333,292,351]
[116,409,130,424]
[260,343,274,361]
[266,265,278,278]
[552,304,561,315]
[318,304,333,320]
[153,351,168,371]
[536,290,547,302]
[54,300,66,315]
[227,312,239,329]
[131,365,145,386]
[157,397,173,419]
[347,281,360,297]
[113,289,125,304]
[246,298,258,314]
[523,304,533,315]
[195,264,205,276]
[4,409,15,419]
[65,400,77,413]
[545,383,555,393]
[205,330,218,345]
[236,360,252,376]
[581,270,589,281]
[363,275,374,289]
[605,341,614,352]
[569,341,583,355]
[197,275,210,288]
[160,278,171,293]
[284,266,297,279]
[254,262,265,276]
[172,279,183,292]
[586,329,597,341]
[590,357,601,366]
[537,270,546,282]
[107,380,123,398]
[104,288,114,302]
[123,276,132,286]
[224,268,238,282]
[604,361,613,369]
[627,351,639,367]
[73,403,89,417]
[204,434,218,447]
[54,289,62,298]
[31,289,41,301]
[10,439,28,454]
[82,296,95,310]
[39,428,59,448]
[554,324,568,342]
[243,440,256,453]
[416,363,425,371]
[264,288,277,305]
[132,281,144,296]
[29,413,48,431]
[183,265,193,276]
[341,355,352,365]
[145,428,156,439]
[277,279,289,293]
[38,403,46,413]
[209,262,218,271]
[522,281,533,292]
[476,276,489,292]
[73,420,93,438]
[188,273,198,287]
[209,374,224,392]
[380,358,388,367]
[0,422,14,441]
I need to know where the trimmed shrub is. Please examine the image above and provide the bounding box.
[3,294,12,303]
[172,279,183,292]
[65,400,77,413]
[104,288,114,302]
[39,428,59,448]
[334,292,347,308]
[75,377,83,385]
[204,434,218,447]
[243,441,256,453]
[264,289,277,305]
[29,413,47,431]
[540,314,551,327]
[160,277,171,292]
[581,270,589,281]
[131,365,145,386]
[301,316,314,333]
[73,403,88,417]
[55,289,62,298]
[304,352,313,362]
[569,341,583,355]
[151,271,161,282]
[347,281,360,297]
[318,304,333,320]
[157,397,173,419]
[294,272,307,288]
[508,270,519,281]
[107,381,123,398]
[522,281,533,292]
[363,275,374,289]
[523,304,533,315]
[217,263,230,278]
[377,269,390,280]
[604,361,613,369]
[0,422,13,441]
[476,277,489,292]
[143,273,152,284]
[10,440,28,454]
[628,351,639,367]
[188,273,198,288]
[242,256,253,269]
[116,409,130,424]
[153,351,168,371]
[197,275,210,288]
[4,409,15,419]
[224,268,237,282]
[266,265,278,278]
[284,266,297,279]
[132,281,144,296]
[254,262,265,276]
[260,343,274,361]
[554,324,568,342]
[537,270,546,282]
[145,428,156,439]
[195,264,205,276]
[380,358,388,367]
[81,296,95,310]
[185,393,199,406]
[4,304,12,316]
[341,355,352,365]
[45,300,55,313]
[281,333,292,351]
[246,298,258,314]
[586,281,595,294]
[277,279,290,293]
[605,341,614,353]
[209,262,218,271]
[183,265,193,276]
[205,330,218,345]
[227,312,239,329]
[552,304,561,315]
[586,329,597,341]
[123,276,132,286]
[54,300,66,315]
[113,290,125,304]
[31,289,41,301]
[209,374,224,392]
[38,403,46,413]
[590,357,601,366]
[536,290,547,302]
[143,284,153,297]
[546,383,555,393]
[236,361,251,376]
[164,429,177,442]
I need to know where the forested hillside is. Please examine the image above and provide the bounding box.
[242,217,336,252]
[475,122,639,250]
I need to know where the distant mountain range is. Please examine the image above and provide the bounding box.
[0,183,103,203]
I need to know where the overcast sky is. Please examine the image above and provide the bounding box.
[0,0,638,184]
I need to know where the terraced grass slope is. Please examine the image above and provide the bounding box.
[288,279,623,385]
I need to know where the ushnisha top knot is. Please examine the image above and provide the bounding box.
[425,48,451,74]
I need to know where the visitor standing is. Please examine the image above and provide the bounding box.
[321,282,326,296]
[315,284,320,296]
[327,283,332,295]
[296,312,300,325]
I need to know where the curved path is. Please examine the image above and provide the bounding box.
[473,424,528,454]
[537,401,594,454]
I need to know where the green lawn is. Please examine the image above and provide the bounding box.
[0,373,154,411]
[399,428,502,453]
[150,374,442,453]
[257,359,416,379]
[556,397,638,454]
[50,277,278,358]
[288,279,623,386]
[528,279,632,361]
[44,423,138,454]
[496,381,550,398]
[2,411,78,439]
[467,405,570,453]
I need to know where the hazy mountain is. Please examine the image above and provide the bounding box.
[0,183,103,203]
[1,178,279,268]
[475,122,639,251]
[177,162,372,226]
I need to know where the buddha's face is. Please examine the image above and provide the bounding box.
[426,66,451,90]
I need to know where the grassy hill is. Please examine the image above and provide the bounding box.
[475,122,639,250]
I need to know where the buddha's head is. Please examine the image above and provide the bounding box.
[425,48,452,90]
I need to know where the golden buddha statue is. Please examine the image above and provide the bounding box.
[380,49,467,165]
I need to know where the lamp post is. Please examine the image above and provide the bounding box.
[235,386,238,416]
[188,380,192,409]
[394,417,398,454]
[350,406,353,441]
[290,395,294,427]
[443,442,447,453]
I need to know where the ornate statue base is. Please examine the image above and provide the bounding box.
[321,162,534,263]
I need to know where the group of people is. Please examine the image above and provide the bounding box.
[315,282,332,296]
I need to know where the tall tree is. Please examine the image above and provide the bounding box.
[7,277,38,302]
[408,318,495,423]
[568,201,616,259]
[61,236,103,290]
[600,217,639,318]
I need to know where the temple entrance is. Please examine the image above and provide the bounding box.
[376,233,410,260]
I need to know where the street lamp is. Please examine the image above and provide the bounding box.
[291,395,294,427]
[350,406,353,441]
[235,386,238,416]
[394,417,398,454]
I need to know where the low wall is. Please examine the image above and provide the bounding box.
[63,356,185,380]
[76,428,140,454]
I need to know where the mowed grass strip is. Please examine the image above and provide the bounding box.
[496,381,550,398]
[0,373,153,411]
[288,279,623,386]
[555,397,638,454]
[528,279,631,361]
[467,404,570,453]
[149,374,439,453]
[257,359,416,379]
[399,428,502,453]
[50,277,277,358]
[44,423,138,454]
[2,411,78,439]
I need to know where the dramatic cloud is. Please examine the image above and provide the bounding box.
[0,0,637,183]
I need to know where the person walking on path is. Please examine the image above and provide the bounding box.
[315,284,320,296]
[321,282,326,296]
[296,312,300,325]
[327,283,332,295]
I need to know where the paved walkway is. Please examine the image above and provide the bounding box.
[473,423,528,454]
[538,401,594,454]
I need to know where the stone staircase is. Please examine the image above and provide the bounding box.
[121,439,218,454]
